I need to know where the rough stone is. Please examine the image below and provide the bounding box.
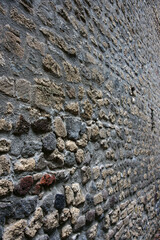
[13,115,30,135]
[60,208,71,222]
[81,100,93,120]
[43,54,62,77]
[65,185,74,205]
[14,158,35,172]
[75,149,84,164]
[0,139,11,153]
[13,197,37,219]
[22,140,42,157]
[3,219,27,240]
[65,102,79,115]
[0,76,14,96]
[54,117,67,138]
[14,175,33,196]
[86,209,95,223]
[93,192,103,205]
[65,117,81,140]
[26,33,45,55]
[42,132,57,152]
[70,207,80,224]
[66,85,76,99]
[65,151,76,167]
[48,149,64,168]
[25,207,43,238]
[87,223,98,240]
[0,155,10,176]
[81,166,91,184]
[16,79,31,102]
[63,61,81,82]
[41,193,54,214]
[0,118,12,131]
[0,179,13,197]
[57,137,65,152]
[72,183,85,206]
[43,210,59,231]
[31,117,52,133]
[61,225,72,239]
[54,194,66,210]
[66,140,78,152]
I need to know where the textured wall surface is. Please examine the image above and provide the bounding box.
[0,0,160,239]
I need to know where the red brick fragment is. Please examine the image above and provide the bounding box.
[14,175,33,196]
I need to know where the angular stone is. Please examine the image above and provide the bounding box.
[72,183,85,206]
[93,192,103,205]
[81,166,91,184]
[43,54,62,77]
[4,30,24,58]
[74,215,86,231]
[81,100,93,120]
[66,140,78,152]
[60,208,71,223]
[0,119,12,132]
[0,202,13,224]
[25,207,43,238]
[90,124,99,141]
[54,117,67,138]
[16,79,31,102]
[26,33,45,55]
[0,76,14,97]
[0,179,13,197]
[87,223,98,240]
[14,175,33,196]
[13,197,37,219]
[0,155,10,176]
[35,154,47,171]
[103,214,110,230]
[0,52,5,66]
[92,166,100,180]
[14,158,35,172]
[3,219,27,240]
[65,185,74,205]
[76,134,88,148]
[66,85,76,99]
[61,225,72,239]
[63,61,81,83]
[54,194,66,210]
[65,117,81,140]
[10,8,36,29]
[65,151,76,167]
[13,115,30,135]
[44,211,59,231]
[42,132,57,152]
[48,149,64,168]
[75,149,84,164]
[70,207,80,224]
[31,117,51,133]
[0,138,11,153]
[57,137,65,152]
[65,102,79,115]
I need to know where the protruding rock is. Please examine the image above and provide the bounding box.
[25,207,43,237]
[3,219,27,240]
[31,117,51,133]
[81,166,91,184]
[0,139,11,153]
[43,54,62,77]
[87,223,98,240]
[61,225,72,239]
[65,117,81,140]
[60,208,71,223]
[0,118,12,131]
[54,194,66,210]
[0,155,10,176]
[65,185,74,205]
[74,215,86,231]
[65,102,79,115]
[0,179,13,197]
[66,140,78,152]
[44,210,59,231]
[75,149,84,164]
[57,137,65,152]
[13,115,30,135]
[70,207,80,224]
[42,132,57,152]
[14,158,35,172]
[54,117,67,138]
[48,149,64,168]
[65,151,76,167]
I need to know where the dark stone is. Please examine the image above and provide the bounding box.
[0,202,13,224]
[74,215,86,231]
[13,197,37,219]
[80,122,87,135]
[54,194,65,210]
[22,140,42,157]
[42,132,56,152]
[14,176,33,196]
[86,209,95,222]
[31,117,52,133]
[85,194,94,207]
[35,234,49,240]
[13,115,30,135]
[0,226,3,240]
[64,151,76,167]
[41,193,54,214]
[65,117,81,140]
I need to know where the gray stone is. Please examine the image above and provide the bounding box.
[74,215,86,231]
[64,151,76,167]
[65,117,81,140]
[41,193,54,214]
[86,209,95,222]
[10,138,24,156]
[42,132,57,152]
[35,234,49,240]
[22,141,42,157]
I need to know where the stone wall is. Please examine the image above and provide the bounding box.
[0,0,160,239]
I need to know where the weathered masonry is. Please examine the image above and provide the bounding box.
[0,0,160,239]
